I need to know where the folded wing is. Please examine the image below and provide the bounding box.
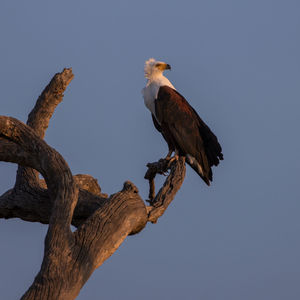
[154,86,223,185]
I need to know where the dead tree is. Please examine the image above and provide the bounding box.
[0,68,186,300]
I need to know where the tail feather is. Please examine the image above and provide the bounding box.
[186,154,211,186]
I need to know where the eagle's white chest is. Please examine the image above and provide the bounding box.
[142,82,159,116]
[142,75,175,118]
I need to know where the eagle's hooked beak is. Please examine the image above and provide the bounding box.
[165,64,171,70]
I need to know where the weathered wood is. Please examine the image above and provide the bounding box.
[0,181,107,228]
[0,116,148,300]
[145,158,186,223]
[0,68,186,299]
[15,68,74,189]
[144,158,171,200]
[21,182,147,300]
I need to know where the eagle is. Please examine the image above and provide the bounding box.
[142,58,223,185]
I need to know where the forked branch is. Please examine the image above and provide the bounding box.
[0,68,186,300]
[145,158,186,223]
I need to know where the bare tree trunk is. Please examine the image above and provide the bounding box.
[0,68,186,300]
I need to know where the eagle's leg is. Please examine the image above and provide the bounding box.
[166,149,179,165]
[165,149,174,160]
[173,149,179,161]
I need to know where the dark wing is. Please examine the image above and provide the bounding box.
[151,113,176,153]
[151,113,162,132]
[155,85,223,185]
[189,106,223,167]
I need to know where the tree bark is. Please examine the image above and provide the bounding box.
[0,68,186,299]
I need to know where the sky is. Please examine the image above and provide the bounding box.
[0,0,300,299]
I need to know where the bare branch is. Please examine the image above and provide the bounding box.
[27,68,74,138]
[15,68,74,188]
[74,181,147,269]
[0,68,187,300]
[0,137,37,168]
[0,184,107,228]
[0,115,149,300]
[0,116,77,239]
[145,157,186,223]
[144,158,171,200]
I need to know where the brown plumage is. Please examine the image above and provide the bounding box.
[153,85,223,185]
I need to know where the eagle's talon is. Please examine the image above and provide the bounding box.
[167,154,179,166]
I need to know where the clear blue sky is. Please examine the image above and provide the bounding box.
[1,0,300,299]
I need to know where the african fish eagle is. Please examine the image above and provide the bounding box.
[142,58,223,185]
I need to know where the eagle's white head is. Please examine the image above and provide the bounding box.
[144,58,171,80]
